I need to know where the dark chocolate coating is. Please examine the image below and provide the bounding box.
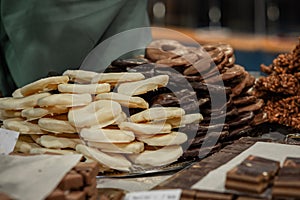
[111,58,149,67]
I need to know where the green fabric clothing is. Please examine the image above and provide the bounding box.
[0,0,150,96]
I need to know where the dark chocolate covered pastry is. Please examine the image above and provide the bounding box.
[111,58,149,67]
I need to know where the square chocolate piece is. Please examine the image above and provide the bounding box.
[225,155,280,193]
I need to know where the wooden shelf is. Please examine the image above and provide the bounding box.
[151,26,298,53]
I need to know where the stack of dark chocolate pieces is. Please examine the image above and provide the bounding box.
[272,157,300,199]
[254,38,300,130]
[107,39,264,160]
[46,162,99,200]
[225,155,280,194]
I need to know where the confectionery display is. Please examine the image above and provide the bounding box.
[1,37,300,200]
[109,39,265,160]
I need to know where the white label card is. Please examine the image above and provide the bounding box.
[124,189,182,200]
[0,128,20,155]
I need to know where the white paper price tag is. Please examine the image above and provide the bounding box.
[0,128,20,155]
[124,189,182,200]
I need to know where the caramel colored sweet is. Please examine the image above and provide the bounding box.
[46,162,99,200]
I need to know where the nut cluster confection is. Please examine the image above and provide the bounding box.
[254,38,300,130]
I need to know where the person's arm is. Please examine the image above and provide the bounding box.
[1,0,150,89]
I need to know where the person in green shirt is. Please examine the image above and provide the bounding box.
[0,0,151,96]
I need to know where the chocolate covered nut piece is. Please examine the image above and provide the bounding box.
[225,155,280,193]
[256,74,300,96]
[264,96,300,129]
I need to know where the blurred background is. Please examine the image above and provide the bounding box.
[147,0,300,73]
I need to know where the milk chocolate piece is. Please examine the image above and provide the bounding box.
[251,112,268,126]
[272,187,300,200]
[156,56,191,66]
[202,107,239,123]
[227,112,254,128]
[75,162,100,185]
[236,197,266,200]
[196,123,229,133]
[201,98,232,115]
[46,189,65,200]
[227,178,269,193]
[183,57,212,75]
[237,99,264,113]
[204,65,245,84]
[180,189,196,200]
[198,98,210,107]
[190,82,231,95]
[83,178,97,196]
[58,171,84,190]
[185,75,203,82]
[88,195,97,200]
[204,44,225,64]
[190,131,229,147]
[216,43,234,57]
[222,65,245,81]
[65,191,85,200]
[272,164,300,199]
[151,89,197,107]
[229,125,252,138]
[194,190,233,200]
[232,96,257,106]
[0,193,12,200]
[273,167,300,187]
[225,55,235,68]
[182,143,221,159]
[231,72,251,96]
[225,155,280,193]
